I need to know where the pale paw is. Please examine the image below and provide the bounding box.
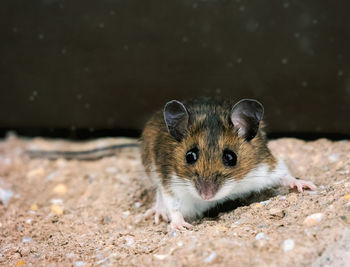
[169,211,193,231]
[288,178,316,192]
[144,207,169,224]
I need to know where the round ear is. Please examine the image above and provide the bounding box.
[163,100,189,141]
[230,99,264,141]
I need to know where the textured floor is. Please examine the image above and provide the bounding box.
[0,136,349,266]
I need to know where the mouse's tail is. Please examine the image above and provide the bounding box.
[26,143,140,160]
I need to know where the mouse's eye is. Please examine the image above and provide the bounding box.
[186,147,199,164]
[222,149,237,167]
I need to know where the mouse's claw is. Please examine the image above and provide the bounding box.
[289,179,316,192]
[144,207,169,224]
[282,175,316,192]
[169,211,193,231]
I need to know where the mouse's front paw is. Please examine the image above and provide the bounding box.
[283,175,316,192]
[169,211,193,231]
[144,206,169,224]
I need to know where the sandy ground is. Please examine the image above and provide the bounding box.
[0,135,349,266]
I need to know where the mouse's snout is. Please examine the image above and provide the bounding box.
[195,179,219,200]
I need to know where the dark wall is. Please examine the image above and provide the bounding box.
[1,0,349,136]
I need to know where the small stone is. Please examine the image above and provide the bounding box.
[75,261,86,267]
[283,239,295,252]
[252,203,263,208]
[204,252,217,263]
[169,230,178,237]
[134,202,141,208]
[22,237,32,243]
[50,198,63,204]
[122,210,130,218]
[0,187,13,205]
[66,252,75,258]
[260,200,271,205]
[255,232,266,240]
[125,236,134,246]
[105,167,117,174]
[53,184,67,194]
[343,194,350,200]
[15,260,27,266]
[269,208,285,218]
[27,168,45,178]
[30,203,38,211]
[46,171,59,180]
[154,248,175,260]
[25,219,32,224]
[50,204,64,215]
[303,213,323,226]
[328,154,339,162]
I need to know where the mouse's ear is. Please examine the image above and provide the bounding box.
[164,100,189,141]
[230,99,264,141]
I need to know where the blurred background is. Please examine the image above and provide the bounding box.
[1,0,349,140]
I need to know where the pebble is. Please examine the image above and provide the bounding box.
[15,260,27,266]
[269,208,285,218]
[154,248,175,260]
[134,202,141,208]
[252,203,263,208]
[105,167,118,174]
[30,203,38,211]
[283,239,295,252]
[204,252,217,263]
[169,230,178,237]
[260,200,271,205]
[346,202,350,207]
[27,168,45,178]
[303,213,323,226]
[343,194,350,200]
[255,232,266,240]
[334,180,345,185]
[75,261,86,267]
[46,171,59,180]
[22,237,32,243]
[25,219,32,224]
[122,210,130,218]
[328,154,339,162]
[125,236,134,246]
[50,198,63,204]
[53,184,67,194]
[0,187,13,205]
[50,204,64,215]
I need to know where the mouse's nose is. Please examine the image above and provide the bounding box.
[196,180,218,200]
[200,190,215,200]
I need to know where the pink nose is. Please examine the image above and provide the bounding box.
[200,191,215,200]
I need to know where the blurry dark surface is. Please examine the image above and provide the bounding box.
[0,0,349,138]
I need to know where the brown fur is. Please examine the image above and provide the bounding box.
[141,98,277,196]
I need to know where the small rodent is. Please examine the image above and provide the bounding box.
[141,97,316,230]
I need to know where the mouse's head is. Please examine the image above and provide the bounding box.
[163,98,266,201]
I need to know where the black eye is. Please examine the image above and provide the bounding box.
[186,147,199,165]
[222,149,237,167]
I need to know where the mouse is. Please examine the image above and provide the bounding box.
[141,97,316,230]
